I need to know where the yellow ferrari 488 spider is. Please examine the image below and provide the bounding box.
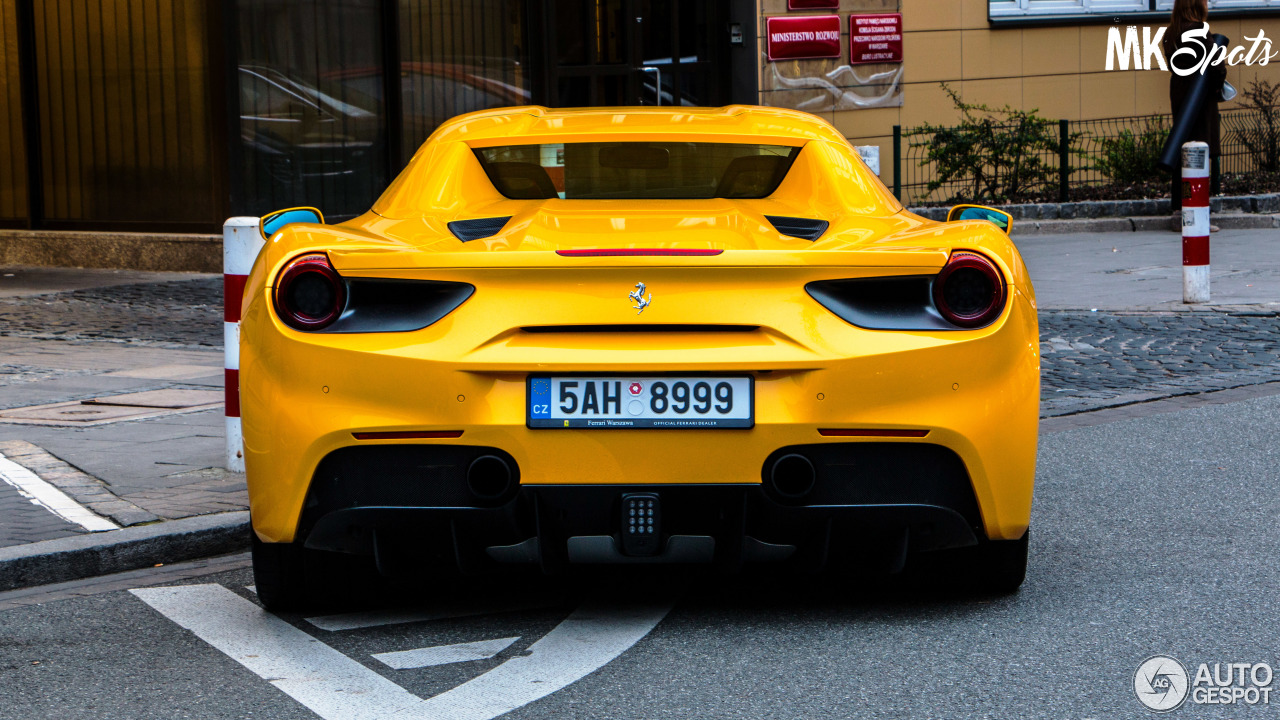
[240,105,1039,609]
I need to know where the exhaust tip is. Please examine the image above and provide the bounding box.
[770,454,816,499]
[467,455,514,502]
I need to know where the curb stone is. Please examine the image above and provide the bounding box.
[1009,213,1280,236]
[907,192,1280,221]
[0,511,249,592]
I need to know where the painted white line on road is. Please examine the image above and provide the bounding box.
[132,583,671,720]
[373,637,520,670]
[305,598,559,632]
[0,452,118,532]
[413,601,671,720]
[132,584,427,720]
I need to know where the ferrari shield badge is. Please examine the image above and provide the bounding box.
[629,282,652,314]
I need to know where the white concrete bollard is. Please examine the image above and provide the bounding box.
[1181,141,1211,304]
[223,217,264,472]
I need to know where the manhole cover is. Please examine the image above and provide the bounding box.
[81,389,224,409]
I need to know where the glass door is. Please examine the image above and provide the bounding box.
[546,0,726,108]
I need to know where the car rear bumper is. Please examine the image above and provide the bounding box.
[292,442,985,573]
[242,281,1039,545]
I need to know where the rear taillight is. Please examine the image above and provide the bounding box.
[932,251,1006,329]
[274,253,345,331]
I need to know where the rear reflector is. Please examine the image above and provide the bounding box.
[352,431,464,440]
[556,249,723,257]
[818,429,930,438]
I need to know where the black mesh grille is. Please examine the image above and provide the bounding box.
[448,216,511,242]
[764,215,829,241]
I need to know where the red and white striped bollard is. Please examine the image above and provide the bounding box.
[224,217,264,472]
[1181,141,1210,304]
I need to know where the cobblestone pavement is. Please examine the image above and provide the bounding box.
[1040,310,1280,415]
[0,278,222,348]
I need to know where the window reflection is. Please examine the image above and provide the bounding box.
[236,0,386,220]
[398,0,531,164]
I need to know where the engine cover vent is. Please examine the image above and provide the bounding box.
[764,215,829,241]
[448,216,511,242]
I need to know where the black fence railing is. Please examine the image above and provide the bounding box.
[891,109,1274,206]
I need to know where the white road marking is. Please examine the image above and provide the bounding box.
[305,598,558,632]
[372,637,520,670]
[132,585,428,720]
[132,583,671,720]
[412,601,671,720]
[0,452,118,532]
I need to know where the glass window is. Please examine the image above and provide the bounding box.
[235,0,386,221]
[31,0,216,225]
[397,0,531,165]
[0,0,27,223]
[474,142,803,200]
[991,0,1280,18]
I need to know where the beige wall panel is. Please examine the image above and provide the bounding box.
[842,0,900,11]
[1023,74,1081,121]
[962,27,1023,79]
[1022,26,1081,77]
[900,80,965,128]
[900,0,961,32]
[831,106,901,138]
[1134,70,1171,116]
[1080,72,1138,118]
[959,0,990,30]
[903,30,960,83]
[1079,25,1116,74]
[958,77,1023,110]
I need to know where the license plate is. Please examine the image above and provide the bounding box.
[527,376,753,429]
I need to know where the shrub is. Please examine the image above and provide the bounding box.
[1232,77,1280,172]
[903,84,1074,204]
[1093,117,1170,186]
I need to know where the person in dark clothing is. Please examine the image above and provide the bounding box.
[1163,0,1227,214]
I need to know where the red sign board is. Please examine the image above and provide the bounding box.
[766,15,842,61]
[849,13,903,65]
[787,0,838,9]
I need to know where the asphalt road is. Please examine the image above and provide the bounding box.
[3,391,1279,719]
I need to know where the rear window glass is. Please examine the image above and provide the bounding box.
[473,142,802,200]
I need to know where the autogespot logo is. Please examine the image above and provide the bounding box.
[1135,655,1276,712]
[1135,655,1190,712]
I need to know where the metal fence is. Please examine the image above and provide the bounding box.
[892,109,1272,206]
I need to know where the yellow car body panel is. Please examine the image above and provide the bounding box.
[240,106,1039,562]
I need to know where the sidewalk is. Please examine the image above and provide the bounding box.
[1015,227,1280,311]
[0,268,241,583]
[0,223,1277,588]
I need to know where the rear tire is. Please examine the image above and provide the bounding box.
[965,531,1029,595]
[251,531,307,612]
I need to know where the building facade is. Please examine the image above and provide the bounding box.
[1,0,1278,234]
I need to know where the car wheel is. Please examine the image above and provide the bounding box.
[966,531,1029,595]
[251,530,307,612]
